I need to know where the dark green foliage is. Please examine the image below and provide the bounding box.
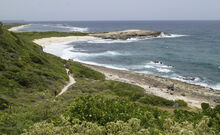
[0,98,9,110]
[0,63,5,71]
[0,27,68,95]
[201,102,211,111]
[68,61,105,80]
[138,95,174,106]
[3,23,25,29]
[214,105,220,114]
[175,100,188,107]
[67,95,169,129]
[29,53,44,64]
[174,109,203,123]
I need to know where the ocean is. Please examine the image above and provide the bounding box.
[17,21,220,90]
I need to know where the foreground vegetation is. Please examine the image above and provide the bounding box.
[0,24,219,134]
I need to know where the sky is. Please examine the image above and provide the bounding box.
[1,0,220,21]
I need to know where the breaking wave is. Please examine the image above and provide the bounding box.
[144,61,174,73]
[86,33,187,44]
[54,24,88,32]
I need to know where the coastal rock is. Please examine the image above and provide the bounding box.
[154,61,163,64]
[90,29,171,40]
[183,77,196,81]
[167,84,175,91]
[181,93,186,96]
[170,91,174,95]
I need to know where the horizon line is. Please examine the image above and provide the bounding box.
[2,19,220,22]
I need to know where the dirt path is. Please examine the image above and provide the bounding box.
[57,69,75,96]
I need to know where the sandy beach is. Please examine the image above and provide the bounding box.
[34,36,220,108]
[8,24,30,32]
[33,36,99,47]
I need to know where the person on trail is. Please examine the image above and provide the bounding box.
[54,90,57,96]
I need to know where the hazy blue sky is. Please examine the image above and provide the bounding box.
[1,0,220,21]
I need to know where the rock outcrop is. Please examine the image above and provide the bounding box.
[90,29,171,40]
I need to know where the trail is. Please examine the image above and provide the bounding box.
[57,69,75,96]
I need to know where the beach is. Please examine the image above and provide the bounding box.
[33,36,220,108]
[33,36,99,47]
[8,24,30,32]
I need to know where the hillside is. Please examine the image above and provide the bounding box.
[0,24,219,135]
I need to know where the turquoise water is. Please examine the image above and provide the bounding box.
[18,21,220,90]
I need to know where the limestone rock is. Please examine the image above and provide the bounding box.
[90,29,171,40]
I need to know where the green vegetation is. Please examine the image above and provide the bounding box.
[22,96,218,135]
[68,61,105,80]
[16,31,88,40]
[0,24,219,134]
[3,23,25,29]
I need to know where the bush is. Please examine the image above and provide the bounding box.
[174,100,187,107]
[174,109,203,123]
[0,63,5,71]
[138,95,174,106]
[0,98,9,110]
[29,53,44,64]
[201,103,210,111]
[66,95,169,129]
[22,116,150,135]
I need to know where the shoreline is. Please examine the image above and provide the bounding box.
[34,36,220,108]
[84,64,220,108]
[8,24,30,32]
[33,36,99,47]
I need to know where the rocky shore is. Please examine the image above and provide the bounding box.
[84,63,220,108]
[90,29,171,40]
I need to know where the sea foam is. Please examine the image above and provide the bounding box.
[144,61,174,73]
[55,24,88,32]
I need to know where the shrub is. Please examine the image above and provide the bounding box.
[0,98,9,110]
[174,109,203,123]
[66,95,169,129]
[138,95,174,106]
[174,100,187,107]
[0,63,5,71]
[22,116,150,135]
[201,103,210,111]
[29,53,44,64]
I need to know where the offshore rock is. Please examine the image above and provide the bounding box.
[90,29,171,40]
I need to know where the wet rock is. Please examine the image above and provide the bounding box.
[183,77,196,81]
[167,84,175,91]
[170,91,174,95]
[154,61,163,64]
[181,93,186,96]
